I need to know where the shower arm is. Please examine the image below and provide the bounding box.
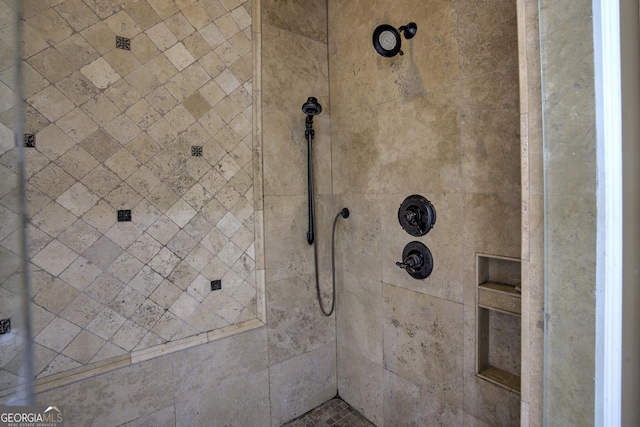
[306,115,315,245]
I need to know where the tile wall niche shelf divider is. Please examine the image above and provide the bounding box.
[476,253,522,393]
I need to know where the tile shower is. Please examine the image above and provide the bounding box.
[0,0,548,426]
[6,0,257,380]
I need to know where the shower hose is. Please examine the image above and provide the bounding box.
[312,207,349,316]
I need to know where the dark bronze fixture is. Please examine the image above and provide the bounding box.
[372,22,417,57]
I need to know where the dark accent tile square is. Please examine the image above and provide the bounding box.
[191,146,203,157]
[211,280,222,291]
[24,134,35,147]
[0,318,10,334]
[117,209,132,222]
[116,35,131,50]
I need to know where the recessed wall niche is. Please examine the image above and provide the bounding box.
[476,253,522,393]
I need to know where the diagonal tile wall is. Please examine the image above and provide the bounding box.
[0,0,257,382]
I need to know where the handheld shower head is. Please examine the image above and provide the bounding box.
[302,97,322,116]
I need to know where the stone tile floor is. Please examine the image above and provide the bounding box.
[282,398,376,427]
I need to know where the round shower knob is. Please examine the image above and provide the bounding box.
[398,195,436,236]
[396,241,434,280]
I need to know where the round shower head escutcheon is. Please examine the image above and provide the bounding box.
[302,97,322,116]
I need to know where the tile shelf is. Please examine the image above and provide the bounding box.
[476,254,522,394]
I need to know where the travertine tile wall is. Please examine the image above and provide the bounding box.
[518,0,544,425]
[1,0,258,384]
[328,0,522,425]
[538,0,597,425]
[261,1,337,425]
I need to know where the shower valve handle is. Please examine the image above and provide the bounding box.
[396,253,423,272]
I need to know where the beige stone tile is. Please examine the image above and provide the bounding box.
[199,22,226,48]
[82,200,119,236]
[55,183,99,218]
[126,166,162,198]
[85,272,125,305]
[82,0,120,19]
[32,239,78,276]
[104,181,143,210]
[109,286,145,320]
[105,148,143,180]
[130,33,160,65]
[54,0,100,32]
[82,168,122,205]
[463,373,521,426]
[459,70,520,194]
[266,274,335,364]
[384,368,464,426]
[105,78,142,111]
[105,10,142,39]
[62,330,105,365]
[125,65,160,97]
[383,284,464,406]
[330,110,379,195]
[130,298,165,330]
[337,345,384,425]
[37,352,174,427]
[34,315,81,353]
[146,21,178,50]
[56,108,99,143]
[22,63,49,100]
[81,57,120,89]
[336,271,383,364]
[33,278,79,315]
[104,47,143,77]
[127,0,162,31]
[165,230,196,260]
[22,21,49,58]
[230,5,251,30]
[126,132,162,163]
[34,124,74,161]
[29,164,75,197]
[146,54,179,84]
[55,34,100,70]
[151,310,183,340]
[463,193,521,260]
[148,247,180,278]
[149,279,182,310]
[105,221,144,250]
[176,369,269,426]
[147,0,180,20]
[27,8,74,45]
[170,262,201,293]
[263,0,326,43]
[111,319,148,351]
[458,0,518,79]
[86,306,127,341]
[104,114,142,145]
[38,353,82,378]
[80,21,117,55]
[269,343,336,426]
[28,85,74,122]
[129,265,164,297]
[55,71,100,106]
[57,219,101,254]
[58,293,102,328]
[59,256,103,292]
[214,40,241,68]
[166,12,195,41]
[182,3,210,30]
[81,94,121,128]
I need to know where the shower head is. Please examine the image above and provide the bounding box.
[302,97,322,116]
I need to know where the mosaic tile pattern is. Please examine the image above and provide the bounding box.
[0,0,256,383]
[282,398,376,427]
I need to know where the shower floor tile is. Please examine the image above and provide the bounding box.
[282,398,376,427]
